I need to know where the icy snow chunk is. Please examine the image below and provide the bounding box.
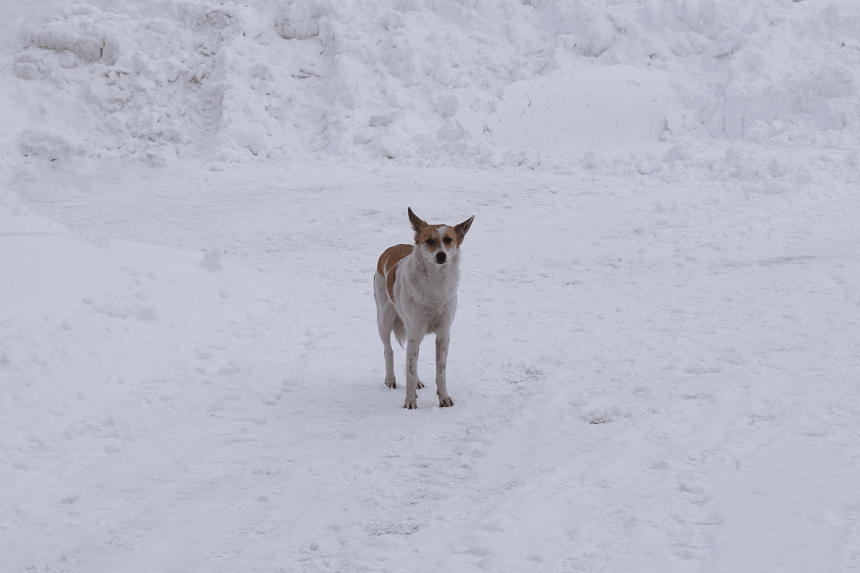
[436,119,467,143]
[486,67,671,153]
[662,144,692,163]
[768,154,793,178]
[377,138,401,159]
[674,0,739,41]
[130,51,152,74]
[381,36,417,84]
[57,51,78,69]
[32,20,120,65]
[744,120,774,143]
[199,248,222,271]
[274,0,327,40]
[86,79,134,113]
[454,105,484,139]
[223,122,268,156]
[379,10,405,31]
[14,62,43,81]
[563,11,616,58]
[438,96,459,118]
[368,108,401,127]
[20,126,87,160]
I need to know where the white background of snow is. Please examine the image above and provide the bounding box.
[2,0,860,571]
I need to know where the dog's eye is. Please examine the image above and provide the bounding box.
[443,237,452,244]
[426,239,436,246]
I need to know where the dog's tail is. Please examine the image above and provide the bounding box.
[392,315,406,348]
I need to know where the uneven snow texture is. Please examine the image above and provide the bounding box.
[2,0,860,168]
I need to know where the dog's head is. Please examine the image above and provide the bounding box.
[408,207,474,267]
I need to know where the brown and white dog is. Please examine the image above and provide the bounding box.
[373,208,475,409]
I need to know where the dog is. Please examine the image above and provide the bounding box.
[373,208,474,409]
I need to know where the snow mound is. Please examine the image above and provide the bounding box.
[20,126,87,160]
[2,0,860,168]
[31,15,121,64]
[274,0,327,40]
[487,67,673,153]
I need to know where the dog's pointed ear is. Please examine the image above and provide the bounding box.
[408,207,427,234]
[454,215,475,244]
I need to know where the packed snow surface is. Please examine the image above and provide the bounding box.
[2,0,860,571]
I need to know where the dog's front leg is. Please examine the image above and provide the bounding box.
[382,337,396,388]
[435,332,454,407]
[404,334,423,409]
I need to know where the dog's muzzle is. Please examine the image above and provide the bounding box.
[435,252,447,264]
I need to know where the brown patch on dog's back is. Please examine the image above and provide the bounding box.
[377,244,413,301]
[377,244,412,275]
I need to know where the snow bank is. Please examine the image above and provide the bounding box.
[2,0,859,168]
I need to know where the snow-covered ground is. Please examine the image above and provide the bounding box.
[2,0,860,571]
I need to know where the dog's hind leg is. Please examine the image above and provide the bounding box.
[374,273,398,388]
[379,322,397,388]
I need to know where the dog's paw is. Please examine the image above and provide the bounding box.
[404,397,418,409]
[417,378,425,389]
[385,377,397,389]
[438,395,454,407]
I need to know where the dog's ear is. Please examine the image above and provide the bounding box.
[454,215,475,244]
[407,207,427,234]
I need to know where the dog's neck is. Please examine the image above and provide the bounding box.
[408,249,460,291]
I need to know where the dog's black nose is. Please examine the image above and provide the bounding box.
[436,252,447,264]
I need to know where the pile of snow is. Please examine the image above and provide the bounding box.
[1,0,859,168]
